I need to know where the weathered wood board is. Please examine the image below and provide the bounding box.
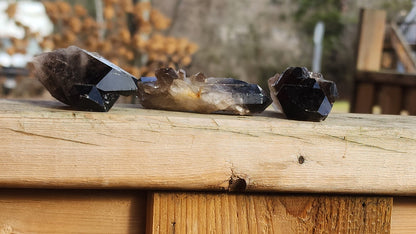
[392,197,416,234]
[356,9,386,71]
[0,189,146,233]
[352,9,386,113]
[352,82,375,113]
[148,192,392,234]
[379,85,402,115]
[1,99,416,195]
[405,89,416,115]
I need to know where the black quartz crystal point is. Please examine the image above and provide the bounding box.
[137,68,271,115]
[268,67,338,121]
[32,46,138,112]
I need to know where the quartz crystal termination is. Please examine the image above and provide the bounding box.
[268,67,338,121]
[32,46,138,112]
[137,68,272,115]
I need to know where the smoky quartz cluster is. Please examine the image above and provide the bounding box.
[137,68,272,115]
[33,46,138,112]
[33,47,337,121]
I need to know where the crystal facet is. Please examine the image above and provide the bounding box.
[268,67,338,121]
[137,68,272,115]
[32,46,138,112]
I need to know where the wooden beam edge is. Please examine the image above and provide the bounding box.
[356,70,416,86]
[1,99,416,195]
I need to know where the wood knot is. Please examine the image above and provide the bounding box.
[229,177,247,192]
[0,224,13,234]
[298,155,305,164]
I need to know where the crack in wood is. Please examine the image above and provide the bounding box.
[399,136,416,142]
[325,134,406,154]
[266,132,313,144]
[170,125,260,138]
[4,128,100,146]
[97,133,154,144]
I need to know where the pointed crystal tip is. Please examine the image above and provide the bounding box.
[268,67,338,121]
[32,46,138,112]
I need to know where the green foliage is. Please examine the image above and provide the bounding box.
[380,0,413,20]
[294,0,343,19]
[294,0,344,50]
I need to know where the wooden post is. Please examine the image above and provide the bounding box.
[356,9,386,72]
[379,85,403,114]
[147,192,392,233]
[352,82,375,113]
[404,88,416,115]
[352,9,386,113]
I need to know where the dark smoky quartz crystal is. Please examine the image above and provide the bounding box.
[32,46,138,112]
[268,67,338,121]
[137,67,272,115]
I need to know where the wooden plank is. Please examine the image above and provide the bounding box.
[1,99,416,194]
[147,192,392,233]
[356,9,386,71]
[404,88,416,115]
[391,197,416,233]
[0,189,146,233]
[356,70,416,86]
[146,191,156,234]
[378,85,403,114]
[351,82,375,113]
[390,24,416,73]
[352,9,386,114]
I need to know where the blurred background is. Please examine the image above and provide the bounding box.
[0,0,414,113]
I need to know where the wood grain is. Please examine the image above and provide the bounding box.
[356,9,386,71]
[351,82,375,113]
[378,85,402,114]
[1,99,416,194]
[148,192,392,234]
[391,197,416,233]
[352,9,386,113]
[404,89,416,115]
[0,189,146,234]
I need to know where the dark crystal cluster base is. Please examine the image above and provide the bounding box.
[33,46,138,112]
[137,68,272,115]
[268,67,338,121]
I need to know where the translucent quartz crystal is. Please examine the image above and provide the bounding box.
[32,46,138,112]
[137,68,271,115]
[268,67,337,121]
